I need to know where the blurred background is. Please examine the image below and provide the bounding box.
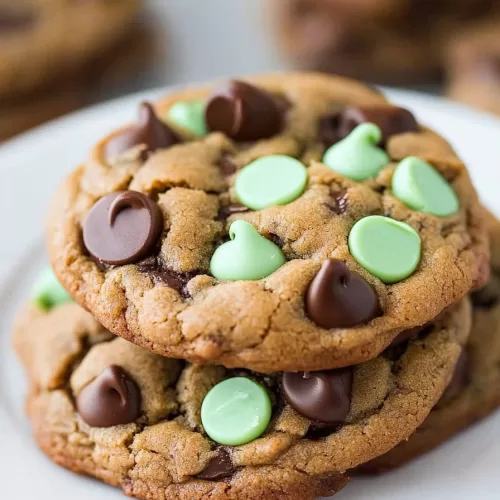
[2,0,500,141]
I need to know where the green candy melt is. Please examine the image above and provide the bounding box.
[166,99,208,137]
[210,220,286,280]
[235,155,307,210]
[323,123,390,181]
[32,268,72,310]
[201,377,272,446]
[348,216,421,284]
[392,156,459,217]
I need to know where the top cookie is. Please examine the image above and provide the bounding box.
[0,0,140,100]
[47,72,489,372]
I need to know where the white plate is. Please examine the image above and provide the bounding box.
[1,87,500,499]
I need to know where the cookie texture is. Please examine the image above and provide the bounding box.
[15,294,471,500]
[0,0,141,101]
[358,212,500,473]
[46,73,488,372]
[269,0,500,84]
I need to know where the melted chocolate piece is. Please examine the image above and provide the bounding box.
[196,449,235,481]
[217,204,249,221]
[326,190,348,215]
[105,102,179,159]
[205,80,284,141]
[137,256,197,298]
[282,368,353,425]
[76,365,141,428]
[320,106,418,148]
[438,350,470,406]
[83,191,163,265]
[305,259,381,329]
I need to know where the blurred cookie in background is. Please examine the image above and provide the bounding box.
[268,0,500,84]
[447,21,500,116]
[0,83,84,140]
[0,0,146,139]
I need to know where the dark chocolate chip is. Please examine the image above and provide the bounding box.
[282,368,353,425]
[76,365,141,428]
[340,106,419,145]
[326,189,348,215]
[305,259,381,329]
[196,449,235,481]
[83,191,163,265]
[217,204,249,221]
[105,102,179,159]
[205,80,284,141]
[0,9,38,34]
[320,106,418,149]
[438,350,470,406]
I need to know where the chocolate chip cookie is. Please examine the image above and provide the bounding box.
[357,211,500,473]
[0,0,141,101]
[47,73,489,372]
[269,0,500,84]
[15,268,471,500]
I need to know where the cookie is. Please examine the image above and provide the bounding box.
[0,81,84,141]
[269,0,499,84]
[446,20,500,116]
[357,212,500,473]
[15,271,471,500]
[47,73,489,373]
[0,0,141,101]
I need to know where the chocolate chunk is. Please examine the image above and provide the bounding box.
[326,189,348,215]
[205,80,284,141]
[0,9,38,34]
[438,350,470,406]
[282,368,353,425]
[197,449,235,481]
[105,102,179,159]
[217,204,249,221]
[136,256,197,298]
[320,106,418,148]
[83,191,163,265]
[305,259,381,329]
[76,365,141,428]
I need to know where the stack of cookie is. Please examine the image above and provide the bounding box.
[0,0,142,140]
[14,73,499,499]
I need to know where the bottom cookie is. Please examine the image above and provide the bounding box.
[359,215,500,474]
[13,270,471,499]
